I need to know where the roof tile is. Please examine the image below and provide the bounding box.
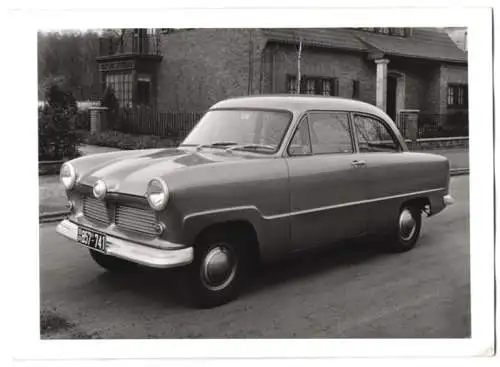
[260,28,467,63]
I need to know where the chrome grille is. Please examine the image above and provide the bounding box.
[83,196,112,224]
[115,204,158,236]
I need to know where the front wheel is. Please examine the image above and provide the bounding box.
[183,232,250,308]
[387,205,422,253]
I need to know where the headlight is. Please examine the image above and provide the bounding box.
[60,163,77,190]
[146,178,169,211]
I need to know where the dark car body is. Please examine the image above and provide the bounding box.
[56,96,452,306]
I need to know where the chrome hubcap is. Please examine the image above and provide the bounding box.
[399,208,417,241]
[201,245,237,291]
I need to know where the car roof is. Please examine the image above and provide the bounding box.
[210,95,391,120]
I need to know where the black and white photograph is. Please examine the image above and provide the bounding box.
[5,1,496,364]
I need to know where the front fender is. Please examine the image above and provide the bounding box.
[181,206,290,263]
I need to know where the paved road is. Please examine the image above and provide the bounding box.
[39,176,470,339]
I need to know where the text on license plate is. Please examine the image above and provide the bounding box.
[77,227,107,252]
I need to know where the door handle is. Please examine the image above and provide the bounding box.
[351,160,366,168]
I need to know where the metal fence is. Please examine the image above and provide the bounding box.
[418,112,468,138]
[398,111,468,139]
[99,32,162,57]
[112,108,204,139]
[38,100,101,111]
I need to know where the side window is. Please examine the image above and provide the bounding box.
[309,112,353,154]
[288,117,312,156]
[353,115,401,153]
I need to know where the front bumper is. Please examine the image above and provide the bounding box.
[443,194,455,206]
[56,219,194,269]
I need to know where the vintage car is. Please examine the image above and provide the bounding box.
[56,95,454,308]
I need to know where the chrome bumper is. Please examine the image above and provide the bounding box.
[443,194,455,206]
[56,219,194,269]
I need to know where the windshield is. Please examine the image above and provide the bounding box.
[181,109,292,154]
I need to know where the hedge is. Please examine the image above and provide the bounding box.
[80,130,180,150]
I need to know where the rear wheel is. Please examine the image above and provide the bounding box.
[89,249,138,273]
[183,230,251,308]
[387,205,422,253]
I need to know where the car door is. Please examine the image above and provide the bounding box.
[350,113,410,234]
[285,111,369,251]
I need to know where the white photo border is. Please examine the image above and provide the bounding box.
[6,4,494,361]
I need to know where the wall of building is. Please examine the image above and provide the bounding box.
[441,64,469,115]
[156,30,468,117]
[387,59,439,114]
[420,65,443,114]
[156,29,267,111]
[433,64,468,114]
[442,64,468,85]
[262,44,377,105]
[403,70,425,110]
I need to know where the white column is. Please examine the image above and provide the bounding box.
[375,58,390,112]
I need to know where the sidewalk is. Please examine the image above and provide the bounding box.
[39,145,469,218]
[78,145,121,156]
[420,148,469,170]
[39,145,123,217]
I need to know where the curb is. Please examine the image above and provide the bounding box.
[39,168,469,224]
[39,211,69,224]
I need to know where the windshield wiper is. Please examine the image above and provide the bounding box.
[225,144,276,152]
[194,141,239,150]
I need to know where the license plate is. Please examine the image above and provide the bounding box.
[77,227,107,253]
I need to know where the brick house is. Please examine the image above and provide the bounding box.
[96,28,467,128]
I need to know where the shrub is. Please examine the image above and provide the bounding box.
[38,82,82,161]
[74,110,90,130]
[80,130,180,150]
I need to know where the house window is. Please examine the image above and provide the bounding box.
[137,81,151,105]
[137,75,152,105]
[105,72,133,107]
[321,80,331,96]
[306,79,316,95]
[352,80,360,99]
[287,75,338,96]
[447,84,468,108]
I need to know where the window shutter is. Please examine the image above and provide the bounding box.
[300,77,307,94]
[333,78,339,96]
[287,74,297,94]
[315,79,322,95]
[352,80,360,99]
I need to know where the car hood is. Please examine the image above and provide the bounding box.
[76,147,262,195]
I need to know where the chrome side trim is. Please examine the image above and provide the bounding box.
[56,220,193,269]
[183,187,446,221]
[183,206,258,221]
[268,187,446,219]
